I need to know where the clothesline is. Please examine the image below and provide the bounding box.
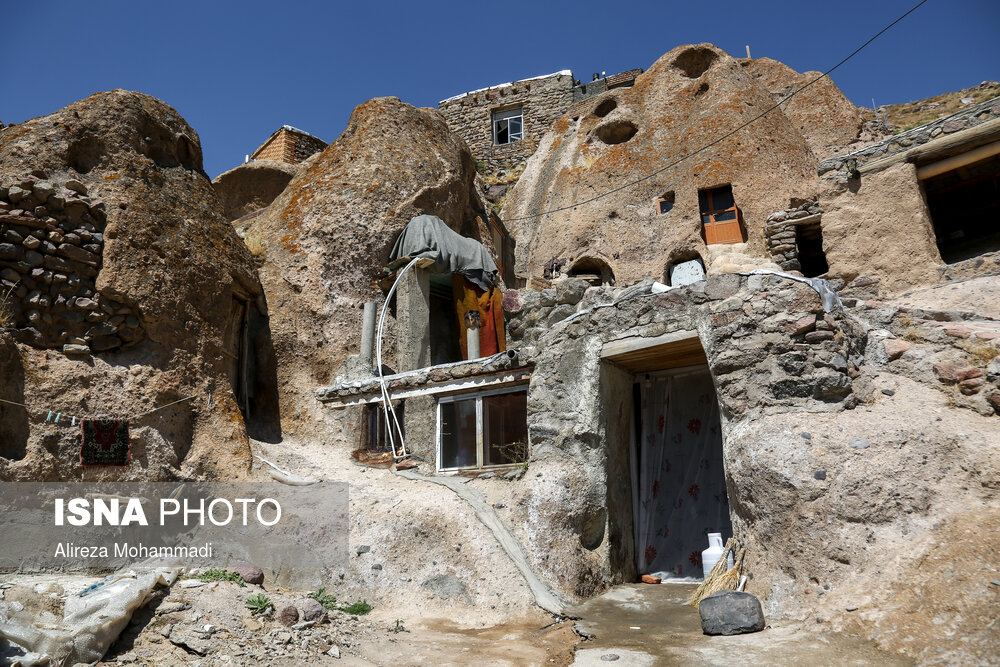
[0,392,203,425]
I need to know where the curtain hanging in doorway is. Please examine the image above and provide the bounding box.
[634,370,730,579]
[452,275,506,360]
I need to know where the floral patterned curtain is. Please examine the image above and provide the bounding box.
[634,369,731,579]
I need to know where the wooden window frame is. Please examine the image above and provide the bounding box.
[699,185,745,245]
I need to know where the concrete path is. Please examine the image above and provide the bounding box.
[568,583,912,666]
[395,469,566,616]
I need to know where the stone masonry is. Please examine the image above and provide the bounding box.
[764,199,823,273]
[0,174,144,354]
[439,72,575,172]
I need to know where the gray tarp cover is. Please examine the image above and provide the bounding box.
[390,215,498,291]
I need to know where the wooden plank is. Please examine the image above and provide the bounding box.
[602,330,708,373]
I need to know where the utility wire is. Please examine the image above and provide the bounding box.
[0,392,201,422]
[501,0,930,224]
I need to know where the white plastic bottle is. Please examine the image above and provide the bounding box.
[701,533,732,579]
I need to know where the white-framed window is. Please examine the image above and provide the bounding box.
[437,386,528,472]
[493,107,523,146]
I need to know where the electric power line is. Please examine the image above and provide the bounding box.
[501,0,930,224]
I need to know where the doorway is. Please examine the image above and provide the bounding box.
[631,367,731,579]
[601,332,732,582]
[922,152,1000,264]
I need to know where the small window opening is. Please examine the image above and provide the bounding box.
[438,388,528,471]
[795,221,829,278]
[922,152,1000,264]
[493,107,523,146]
[595,119,638,145]
[568,256,615,286]
[364,402,405,454]
[698,185,746,245]
[657,192,675,214]
[665,255,706,287]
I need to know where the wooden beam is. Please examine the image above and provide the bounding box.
[917,139,1000,180]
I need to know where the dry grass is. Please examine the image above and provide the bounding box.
[878,83,999,133]
[957,338,1000,365]
[242,229,267,261]
[0,281,17,329]
[482,163,525,186]
[901,327,924,343]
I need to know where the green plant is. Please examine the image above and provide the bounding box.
[245,593,272,615]
[493,440,529,469]
[196,568,245,586]
[391,618,408,633]
[340,600,373,616]
[307,587,338,610]
[473,158,487,173]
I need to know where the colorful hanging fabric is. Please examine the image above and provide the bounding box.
[80,418,130,466]
[451,275,506,360]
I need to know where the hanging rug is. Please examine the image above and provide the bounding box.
[80,418,130,466]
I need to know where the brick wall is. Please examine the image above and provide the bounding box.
[439,73,575,171]
[251,128,327,165]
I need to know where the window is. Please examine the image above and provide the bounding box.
[364,402,405,454]
[493,108,523,146]
[437,387,528,471]
[698,185,745,244]
[657,191,675,215]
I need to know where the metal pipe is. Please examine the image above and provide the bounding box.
[360,301,376,364]
[467,328,480,360]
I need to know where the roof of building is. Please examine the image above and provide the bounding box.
[439,70,573,105]
[250,124,326,160]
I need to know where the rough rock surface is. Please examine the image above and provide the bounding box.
[699,590,765,635]
[740,57,863,158]
[0,90,262,480]
[502,43,822,286]
[247,97,494,439]
[212,159,298,222]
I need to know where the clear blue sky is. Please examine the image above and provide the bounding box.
[3,0,997,177]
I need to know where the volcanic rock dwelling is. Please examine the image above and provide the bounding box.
[1,43,999,664]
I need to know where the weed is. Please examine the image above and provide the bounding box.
[901,327,923,343]
[957,338,999,365]
[493,440,529,468]
[391,619,409,633]
[245,593,272,615]
[340,600,373,616]
[196,568,245,586]
[0,281,17,329]
[308,587,338,611]
[242,229,267,260]
[898,313,914,328]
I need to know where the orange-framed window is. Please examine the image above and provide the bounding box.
[698,185,745,245]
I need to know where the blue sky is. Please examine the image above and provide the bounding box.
[3,1,997,177]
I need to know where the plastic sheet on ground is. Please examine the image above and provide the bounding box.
[0,567,181,666]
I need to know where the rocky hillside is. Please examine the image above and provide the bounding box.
[875,79,999,133]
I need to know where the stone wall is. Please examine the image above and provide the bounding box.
[0,174,144,354]
[818,95,1000,173]
[764,199,822,273]
[439,73,575,172]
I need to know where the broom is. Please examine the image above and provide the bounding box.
[687,538,744,606]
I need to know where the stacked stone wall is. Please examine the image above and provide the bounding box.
[764,199,823,272]
[439,74,575,171]
[0,174,144,355]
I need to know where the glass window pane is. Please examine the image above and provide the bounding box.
[701,214,712,225]
[711,186,734,211]
[495,120,509,145]
[509,117,522,133]
[658,199,673,214]
[440,399,478,469]
[482,391,528,466]
[714,210,737,221]
[698,189,709,212]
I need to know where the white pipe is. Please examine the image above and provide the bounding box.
[376,257,421,459]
